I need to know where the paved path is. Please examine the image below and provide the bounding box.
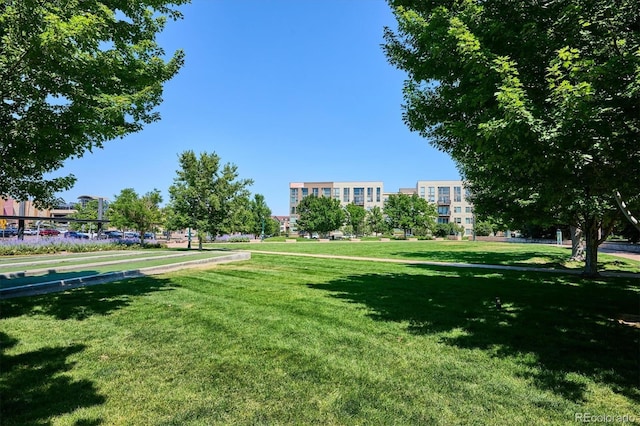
[246,250,640,279]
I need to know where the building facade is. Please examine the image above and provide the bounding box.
[415,180,474,236]
[289,180,474,236]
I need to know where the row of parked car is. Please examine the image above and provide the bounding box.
[0,228,60,237]
[0,228,156,239]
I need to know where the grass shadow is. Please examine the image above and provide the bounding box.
[0,331,105,425]
[0,275,176,320]
[308,265,640,403]
[390,249,572,269]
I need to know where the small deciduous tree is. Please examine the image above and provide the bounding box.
[249,194,273,238]
[345,203,367,237]
[109,188,162,244]
[168,151,253,250]
[68,199,108,232]
[366,206,387,236]
[384,193,437,237]
[296,194,345,238]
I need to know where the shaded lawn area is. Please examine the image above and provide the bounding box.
[212,240,640,273]
[1,253,638,425]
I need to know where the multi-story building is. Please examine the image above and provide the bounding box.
[272,215,292,235]
[289,180,474,236]
[289,181,384,233]
[415,180,474,236]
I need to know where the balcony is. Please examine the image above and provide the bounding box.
[437,198,451,206]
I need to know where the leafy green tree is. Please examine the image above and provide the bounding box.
[296,194,345,238]
[434,222,464,238]
[109,188,162,244]
[384,0,639,276]
[168,151,253,249]
[249,194,273,238]
[384,193,437,237]
[366,206,387,236]
[345,203,367,237]
[0,0,188,207]
[67,199,108,232]
[474,221,494,237]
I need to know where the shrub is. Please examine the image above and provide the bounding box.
[0,237,164,256]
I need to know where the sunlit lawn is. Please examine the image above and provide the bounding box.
[1,252,638,425]
[212,240,640,273]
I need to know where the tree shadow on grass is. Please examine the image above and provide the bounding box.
[0,276,176,320]
[308,265,640,403]
[390,249,573,269]
[0,331,105,425]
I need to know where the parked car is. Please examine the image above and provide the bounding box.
[64,231,89,239]
[39,228,60,236]
[1,228,18,237]
[23,229,38,235]
[104,231,123,239]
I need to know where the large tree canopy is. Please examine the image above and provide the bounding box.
[0,0,188,206]
[384,0,640,276]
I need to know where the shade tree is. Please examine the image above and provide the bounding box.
[0,0,188,207]
[384,0,640,276]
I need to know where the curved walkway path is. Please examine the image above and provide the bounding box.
[246,250,640,279]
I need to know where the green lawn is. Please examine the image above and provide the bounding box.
[213,240,640,273]
[1,252,638,424]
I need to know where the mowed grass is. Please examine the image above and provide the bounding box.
[1,253,638,425]
[213,240,640,273]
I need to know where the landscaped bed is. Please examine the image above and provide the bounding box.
[1,252,638,424]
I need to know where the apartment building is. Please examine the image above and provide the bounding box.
[289,181,384,231]
[289,180,474,236]
[415,180,474,236]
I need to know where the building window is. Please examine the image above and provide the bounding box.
[290,206,296,214]
[465,217,472,224]
[367,187,373,203]
[376,187,381,202]
[465,229,473,235]
[290,188,298,203]
[453,206,461,213]
[454,217,462,224]
[322,188,331,198]
[333,188,340,200]
[301,188,308,198]
[437,206,450,215]
[428,187,435,202]
[465,188,471,201]
[437,217,450,224]
[354,188,365,205]
[312,188,319,197]
[465,206,473,213]
[454,186,462,202]
[343,188,350,202]
[419,186,425,198]
[438,187,450,204]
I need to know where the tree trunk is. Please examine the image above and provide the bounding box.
[583,219,600,278]
[198,236,203,251]
[570,226,584,261]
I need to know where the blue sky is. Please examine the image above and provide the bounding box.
[54,0,460,215]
